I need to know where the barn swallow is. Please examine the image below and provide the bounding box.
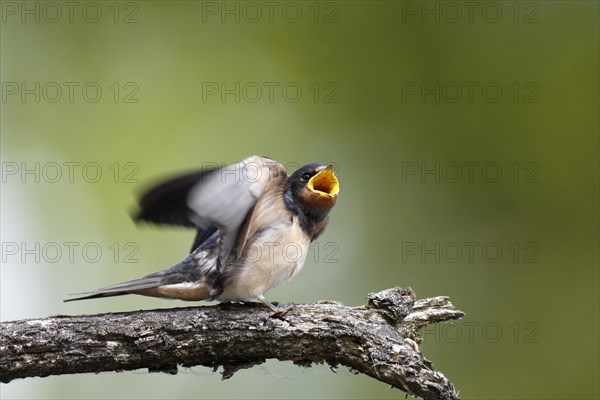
[65,156,339,313]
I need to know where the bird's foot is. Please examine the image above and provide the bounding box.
[269,303,294,317]
[258,297,294,317]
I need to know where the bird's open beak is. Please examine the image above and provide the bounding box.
[308,165,339,197]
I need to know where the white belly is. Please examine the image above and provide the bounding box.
[218,220,310,301]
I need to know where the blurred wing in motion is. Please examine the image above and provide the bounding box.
[134,155,287,253]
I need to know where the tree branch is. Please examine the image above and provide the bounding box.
[0,287,464,400]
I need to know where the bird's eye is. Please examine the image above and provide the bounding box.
[301,173,312,182]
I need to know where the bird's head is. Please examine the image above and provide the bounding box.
[286,163,339,218]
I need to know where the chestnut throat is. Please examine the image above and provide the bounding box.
[283,186,333,240]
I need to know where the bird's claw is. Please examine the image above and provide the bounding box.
[269,303,294,317]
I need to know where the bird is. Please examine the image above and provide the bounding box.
[64,155,340,313]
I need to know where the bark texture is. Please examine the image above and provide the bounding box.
[0,287,464,400]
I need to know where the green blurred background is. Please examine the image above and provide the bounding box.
[1,1,598,399]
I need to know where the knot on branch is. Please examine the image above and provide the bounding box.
[367,286,416,322]
[402,295,465,344]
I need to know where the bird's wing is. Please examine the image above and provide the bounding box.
[134,155,287,253]
[135,168,217,227]
[186,155,287,255]
[234,179,290,258]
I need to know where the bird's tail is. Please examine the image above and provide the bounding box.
[64,254,213,302]
[63,274,165,302]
